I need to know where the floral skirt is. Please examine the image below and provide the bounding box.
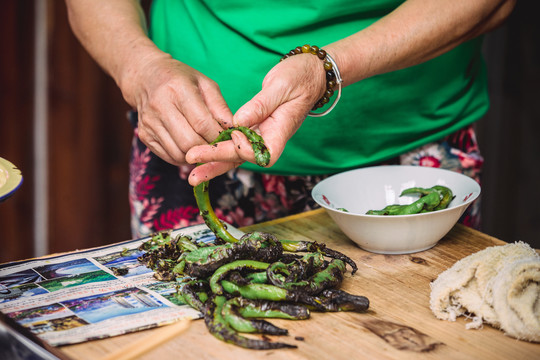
[129,123,483,238]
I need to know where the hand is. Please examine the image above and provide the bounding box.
[121,53,233,166]
[185,52,327,186]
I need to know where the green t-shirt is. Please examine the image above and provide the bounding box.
[149,0,489,175]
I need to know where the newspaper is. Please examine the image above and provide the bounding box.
[0,224,243,346]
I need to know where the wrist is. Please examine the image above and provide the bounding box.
[325,35,381,86]
[281,44,343,116]
[114,39,172,107]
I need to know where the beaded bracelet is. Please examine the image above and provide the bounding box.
[280,44,342,117]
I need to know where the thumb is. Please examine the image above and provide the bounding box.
[233,87,283,128]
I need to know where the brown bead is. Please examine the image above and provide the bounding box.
[294,46,303,54]
[325,88,334,97]
[301,44,311,53]
[317,49,327,60]
[327,80,336,89]
[289,50,296,56]
[323,61,333,71]
[310,45,319,55]
[326,70,336,81]
[321,96,329,104]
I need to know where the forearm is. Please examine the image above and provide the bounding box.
[326,0,516,86]
[65,0,170,105]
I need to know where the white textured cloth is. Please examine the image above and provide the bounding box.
[430,241,540,342]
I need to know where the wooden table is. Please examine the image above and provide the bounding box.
[59,209,539,360]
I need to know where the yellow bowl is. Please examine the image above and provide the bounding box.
[0,157,23,202]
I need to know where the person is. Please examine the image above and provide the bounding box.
[65,0,515,238]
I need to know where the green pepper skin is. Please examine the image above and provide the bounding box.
[399,187,433,197]
[176,235,202,253]
[179,279,209,312]
[194,181,240,244]
[300,288,370,312]
[221,280,290,301]
[431,185,454,210]
[236,299,310,320]
[367,204,409,215]
[204,295,296,350]
[367,185,456,216]
[210,260,270,295]
[138,231,172,251]
[221,279,369,314]
[265,252,325,286]
[181,232,282,278]
[278,239,358,275]
[211,127,271,167]
[245,271,268,284]
[267,259,346,295]
[222,297,288,335]
[382,204,407,215]
[397,190,441,214]
[366,209,390,215]
[399,185,454,212]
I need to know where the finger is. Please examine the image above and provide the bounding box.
[156,102,210,153]
[199,80,235,129]
[188,161,242,186]
[185,130,259,165]
[138,106,196,161]
[233,83,285,128]
[174,86,228,144]
[138,123,188,165]
[256,108,303,163]
[242,100,308,168]
[143,134,177,165]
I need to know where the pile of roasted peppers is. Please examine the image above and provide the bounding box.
[138,127,369,350]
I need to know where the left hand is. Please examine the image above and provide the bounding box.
[185,52,327,186]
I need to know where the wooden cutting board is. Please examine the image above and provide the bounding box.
[60,209,539,360]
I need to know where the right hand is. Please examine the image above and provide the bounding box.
[185,51,327,186]
[119,52,233,166]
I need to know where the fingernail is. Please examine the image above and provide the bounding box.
[185,152,194,164]
[231,130,241,142]
[231,131,248,150]
[233,109,248,127]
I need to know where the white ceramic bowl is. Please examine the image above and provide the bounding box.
[312,165,481,254]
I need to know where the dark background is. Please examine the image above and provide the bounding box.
[1,1,538,263]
